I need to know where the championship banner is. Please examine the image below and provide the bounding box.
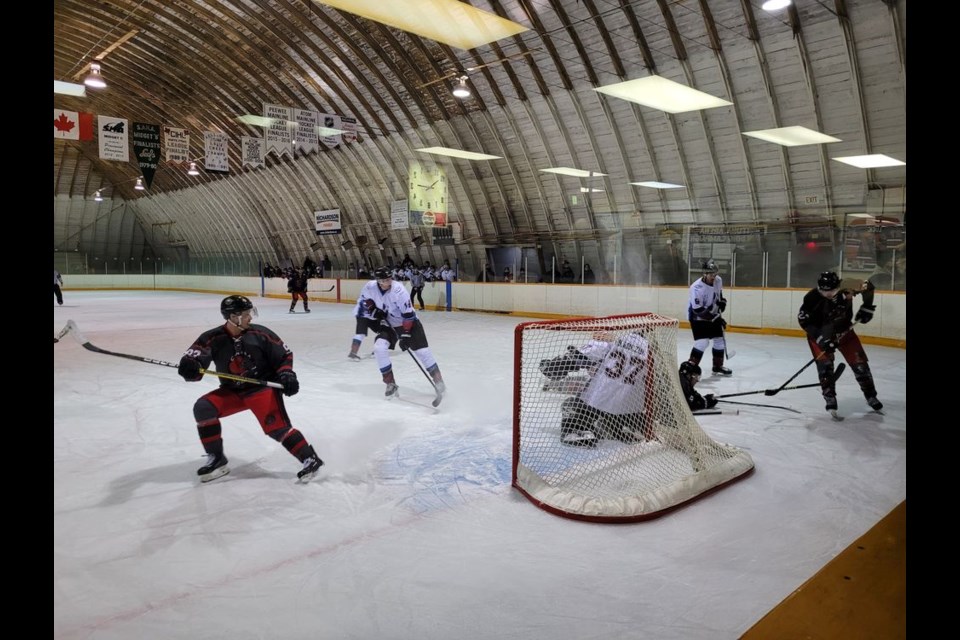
[98,115,129,161]
[132,122,161,189]
[264,103,292,157]
[294,109,319,154]
[241,136,265,169]
[204,131,229,173]
[341,116,357,143]
[53,110,93,140]
[391,199,409,230]
[315,209,342,236]
[319,113,342,149]
[163,126,190,163]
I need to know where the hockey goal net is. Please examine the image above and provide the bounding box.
[512,313,754,522]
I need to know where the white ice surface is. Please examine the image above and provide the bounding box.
[54,291,906,640]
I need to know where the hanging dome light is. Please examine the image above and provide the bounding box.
[94,190,103,202]
[761,0,791,10]
[83,62,107,89]
[134,177,145,190]
[452,76,471,98]
[188,161,200,176]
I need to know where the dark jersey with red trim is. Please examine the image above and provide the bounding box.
[797,278,874,340]
[182,323,293,391]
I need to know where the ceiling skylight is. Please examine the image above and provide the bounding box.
[594,76,732,114]
[416,147,501,161]
[314,0,528,49]
[832,154,905,168]
[630,181,685,189]
[540,167,607,178]
[742,126,841,147]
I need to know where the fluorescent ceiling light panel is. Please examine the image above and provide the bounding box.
[631,181,685,189]
[762,0,792,11]
[742,126,841,146]
[847,213,875,219]
[579,187,604,193]
[54,80,87,97]
[540,167,607,178]
[594,76,732,114]
[832,154,905,168]
[236,114,276,127]
[416,147,501,161]
[314,0,528,49]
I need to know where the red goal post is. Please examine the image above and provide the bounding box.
[512,313,754,522]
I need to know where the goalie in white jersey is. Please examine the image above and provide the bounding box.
[357,266,446,398]
[559,331,654,448]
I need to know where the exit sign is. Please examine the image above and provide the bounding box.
[804,195,819,204]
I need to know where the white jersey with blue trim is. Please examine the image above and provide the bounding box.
[358,279,417,328]
[688,275,724,322]
[579,332,651,415]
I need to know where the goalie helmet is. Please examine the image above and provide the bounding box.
[220,295,254,319]
[817,271,840,291]
[702,259,719,274]
[679,361,702,378]
[373,266,392,280]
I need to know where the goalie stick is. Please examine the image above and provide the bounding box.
[716,363,846,399]
[62,319,284,389]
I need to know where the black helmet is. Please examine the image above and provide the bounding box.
[679,361,702,378]
[702,260,719,274]
[817,271,840,291]
[221,295,254,319]
[373,266,392,280]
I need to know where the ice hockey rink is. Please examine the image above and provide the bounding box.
[53,290,906,640]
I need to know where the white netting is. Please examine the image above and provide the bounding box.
[513,313,754,521]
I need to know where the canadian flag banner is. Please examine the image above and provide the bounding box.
[53,110,94,140]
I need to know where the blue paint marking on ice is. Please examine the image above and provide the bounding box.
[377,433,512,514]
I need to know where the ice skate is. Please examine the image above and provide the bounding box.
[824,397,843,422]
[296,454,324,483]
[561,429,598,448]
[385,382,399,398]
[197,453,230,482]
[712,366,733,376]
[866,396,884,413]
[347,352,362,361]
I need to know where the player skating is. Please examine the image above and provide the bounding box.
[287,269,310,313]
[797,271,882,420]
[357,266,446,401]
[686,260,731,376]
[177,295,324,482]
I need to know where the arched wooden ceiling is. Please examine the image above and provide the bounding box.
[53,0,906,272]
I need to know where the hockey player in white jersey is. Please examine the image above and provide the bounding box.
[686,259,731,376]
[559,331,653,447]
[358,266,446,398]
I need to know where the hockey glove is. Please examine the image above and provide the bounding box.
[398,320,414,351]
[855,304,876,324]
[178,357,203,382]
[705,394,718,409]
[363,299,386,320]
[719,317,728,329]
[816,335,838,353]
[278,371,299,397]
[717,297,727,313]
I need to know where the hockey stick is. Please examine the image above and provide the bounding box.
[310,285,336,293]
[63,320,283,389]
[54,320,74,343]
[721,320,735,359]
[405,348,443,408]
[762,322,859,396]
[692,409,739,416]
[716,363,846,399]
[714,399,802,414]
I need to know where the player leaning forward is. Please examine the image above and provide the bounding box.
[177,295,324,482]
[797,271,882,415]
[359,266,446,398]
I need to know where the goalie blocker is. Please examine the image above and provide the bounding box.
[513,313,754,522]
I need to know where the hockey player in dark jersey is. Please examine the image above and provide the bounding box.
[177,295,324,482]
[797,271,882,416]
[678,362,718,412]
[287,269,310,313]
